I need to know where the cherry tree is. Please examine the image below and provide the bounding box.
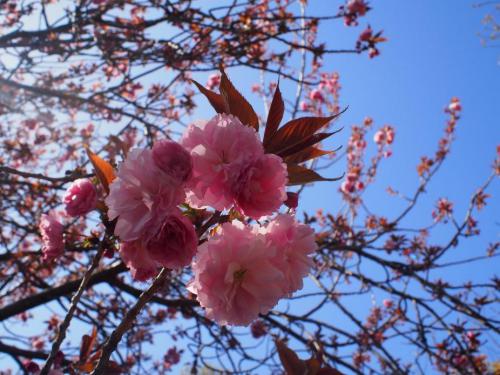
[0,1,498,374]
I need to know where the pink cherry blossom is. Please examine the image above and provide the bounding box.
[230,154,288,219]
[448,98,462,113]
[385,126,395,144]
[119,209,197,280]
[359,26,373,42]
[63,178,97,217]
[106,148,184,242]
[309,88,325,103]
[181,114,264,211]
[261,214,317,294]
[347,0,368,15]
[188,221,284,326]
[119,241,158,281]
[206,73,220,90]
[39,211,64,260]
[373,130,385,144]
[341,180,355,194]
[152,140,193,184]
[143,208,198,269]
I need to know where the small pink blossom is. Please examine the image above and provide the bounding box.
[385,126,395,144]
[341,180,355,194]
[24,360,40,373]
[359,26,372,42]
[106,148,185,242]
[383,299,393,309]
[152,140,193,184]
[250,320,268,338]
[181,114,264,211]
[347,0,368,15]
[206,73,220,90]
[374,130,385,144]
[368,47,379,59]
[448,98,462,113]
[309,88,325,103]
[261,214,317,294]
[63,178,97,217]
[230,154,288,219]
[251,83,261,93]
[188,221,284,326]
[39,211,64,260]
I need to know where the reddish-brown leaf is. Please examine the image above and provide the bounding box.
[276,340,307,375]
[287,163,343,186]
[192,79,227,114]
[278,130,341,159]
[263,83,284,146]
[284,147,334,164]
[74,362,95,373]
[305,357,322,374]
[266,108,345,154]
[220,69,259,131]
[85,146,116,194]
[79,327,98,363]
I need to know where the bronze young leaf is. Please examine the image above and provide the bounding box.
[263,83,285,146]
[85,146,116,194]
[219,69,259,131]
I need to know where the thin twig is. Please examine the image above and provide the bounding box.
[90,268,171,374]
[40,244,106,374]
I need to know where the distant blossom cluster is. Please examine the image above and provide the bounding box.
[39,113,317,326]
[340,118,395,197]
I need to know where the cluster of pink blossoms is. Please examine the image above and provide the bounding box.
[40,112,318,326]
[39,178,98,260]
[105,140,197,281]
[105,114,315,325]
[188,214,317,326]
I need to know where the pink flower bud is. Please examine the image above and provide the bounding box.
[341,180,355,194]
[368,47,379,58]
[24,361,40,373]
[250,320,268,338]
[309,88,325,103]
[39,211,64,260]
[206,73,220,90]
[359,27,372,42]
[63,178,97,217]
[373,130,385,144]
[385,126,395,144]
[448,100,461,113]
